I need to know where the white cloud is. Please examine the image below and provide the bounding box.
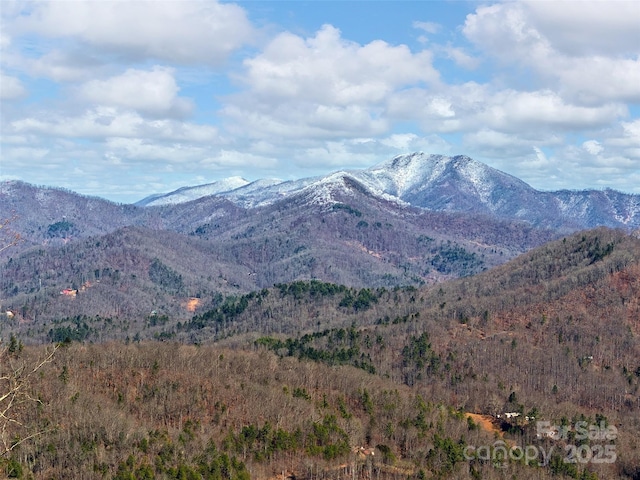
[621,120,640,147]
[442,46,480,69]
[463,129,562,159]
[522,0,640,56]
[413,21,441,35]
[78,67,193,117]
[550,143,640,190]
[478,90,625,132]
[583,140,603,156]
[200,150,279,170]
[532,146,549,166]
[10,107,219,143]
[464,3,549,63]
[223,103,388,140]
[0,31,10,49]
[380,133,450,153]
[243,25,438,105]
[222,24,440,140]
[104,138,210,164]
[289,134,452,170]
[0,72,26,99]
[9,0,254,65]
[554,56,640,105]
[389,84,623,136]
[1,146,49,161]
[605,119,640,159]
[463,1,640,105]
[19,50,108,82]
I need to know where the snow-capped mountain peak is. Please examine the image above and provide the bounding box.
[361,152,504,200]
[132,153,640,230]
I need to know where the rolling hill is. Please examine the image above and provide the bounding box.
[2,228,639,479]
[0,174,557,327]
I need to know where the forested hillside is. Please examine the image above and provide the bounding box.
[1,228,639,479]
[0,179,558,325]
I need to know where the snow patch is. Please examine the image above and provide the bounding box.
[140,176,250,206]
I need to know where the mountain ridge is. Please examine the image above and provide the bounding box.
[131,152,640,230]
[3,153,639,232]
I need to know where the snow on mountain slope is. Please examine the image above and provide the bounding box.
[334,153,543,222]
[361,152,452,196]
[133,153,640,230]
[219,177,317,208]
[136,176,250,206]
[354,153,532,204]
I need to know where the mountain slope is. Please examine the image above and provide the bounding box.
[0,180,148,251]
[135,176,250,206]
[6,228,640,477]
[0,176,558,327]
[345,153,640,229]
[2,230,640,478]
[133,152,640,230]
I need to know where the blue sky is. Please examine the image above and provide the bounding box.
[1,0,639,203]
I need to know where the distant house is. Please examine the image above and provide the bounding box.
[353,446,376,458]
[5,311,14,318]
[60,288,77,297]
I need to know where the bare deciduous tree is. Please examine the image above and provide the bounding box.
[0,215,57,456]
[0,344,58,455]
[0,215,21,255]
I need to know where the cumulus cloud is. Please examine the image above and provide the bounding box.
[522,0,640,56]
[464,3,550,62]
[606,119,640,159]
[9,0,254,66]
[223,103,388,140]
[0,72,27,100]
[199,150,280,170]
[223,25,439,140]
[17,50,109,83]
[463,1,640,105]
[466,130,547,155]
[243,25,438,104]
[583,140,604,156]
[1,1,638,199]
[292,133,450,169]
[78,67,193,117]
[550,141,640,191]
[104,138,212,164]
[555,56,640,105]
[477,90,626,132]
[1,146,49,161]
[442,46,480,70]
[10,107,218,143]
[389,83,624,138]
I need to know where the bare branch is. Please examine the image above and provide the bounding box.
[0,214,22,254]
[0,344,58,456]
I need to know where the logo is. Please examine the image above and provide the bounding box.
[462,420,617,468]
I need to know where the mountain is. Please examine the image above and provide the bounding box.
[3,228,639,479]
[4,155,640,479]
[2,151,637,325]
[135,176,250,206]
[134,152,640,230]
[0,174,558,327]
[3,153,638,251]
[363,153,640,230]
[0,180,149,252]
